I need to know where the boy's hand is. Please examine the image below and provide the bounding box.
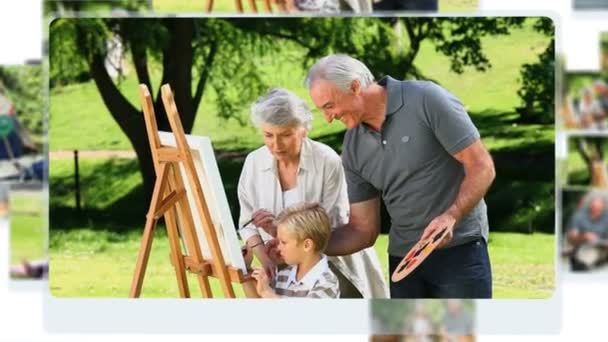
[252,268,272,296]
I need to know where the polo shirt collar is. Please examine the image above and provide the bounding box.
[377,76,404,116]
[286,254,329,289]
[259,137,316,174]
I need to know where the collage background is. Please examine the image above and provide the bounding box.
[1,0,608,340]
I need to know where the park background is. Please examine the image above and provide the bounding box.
[0,64,46,278]
[48,16,555,298]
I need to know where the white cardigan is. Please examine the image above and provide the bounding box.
[238,138,388,298]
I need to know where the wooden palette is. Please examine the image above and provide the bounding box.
[391,226,450,282]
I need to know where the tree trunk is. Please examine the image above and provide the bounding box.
[82,19,197,201]
[88,52,156,200]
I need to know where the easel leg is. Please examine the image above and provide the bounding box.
[205,0,213,12]
[129,215,157,298]
[196,274,213,298]
[248,0,258,12]
[235,0,244,12]
[171,169,213,297]
[242,279,260,298]
[165,206,191,298]
[130,164,172,298]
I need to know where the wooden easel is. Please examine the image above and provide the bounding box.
[130,84,255,298]
[205,0,288,12]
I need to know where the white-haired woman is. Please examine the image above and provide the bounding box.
[238,88,388,298]
[578,87,605,129]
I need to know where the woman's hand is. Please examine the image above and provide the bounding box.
[252,209,278,237]
[264,238,284,265]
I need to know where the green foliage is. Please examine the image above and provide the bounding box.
[44,0,150,15]
[515,17,555,124]
[50,17,534,124]
[49,18,109,86]
[0,64,44,139]
[564,72,603,98]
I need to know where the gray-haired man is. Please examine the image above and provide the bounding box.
[305,54,495,298]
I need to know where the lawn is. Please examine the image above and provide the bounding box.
[152,0,478,13]
[49,228,554,298]
[10,189,46,265]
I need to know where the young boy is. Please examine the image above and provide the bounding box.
[251,202,340,298]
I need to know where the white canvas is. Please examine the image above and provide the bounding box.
[158,132,246,274]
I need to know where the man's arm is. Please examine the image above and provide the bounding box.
[447,139,495,222]
[325,196,381,256]
[422,139,495,245]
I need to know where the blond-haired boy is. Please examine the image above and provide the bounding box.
[251,202,340,298]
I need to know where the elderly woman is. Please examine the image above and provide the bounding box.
[238,88,388,298]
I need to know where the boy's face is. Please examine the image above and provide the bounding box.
[276,224,311,265]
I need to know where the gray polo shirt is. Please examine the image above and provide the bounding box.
[568,205,608,237]
[342,76,489,257]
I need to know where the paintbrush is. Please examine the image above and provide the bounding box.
[240,217,254,230]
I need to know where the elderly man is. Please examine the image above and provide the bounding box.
[567,194,608,248]
[305,54,495,298]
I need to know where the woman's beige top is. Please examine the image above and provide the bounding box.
[238,137,388,298]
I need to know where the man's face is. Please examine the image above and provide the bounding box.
[589,198,605,220]
[309,79,363,129]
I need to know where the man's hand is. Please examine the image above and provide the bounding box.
[252,209,277,237]
[583,231,600,244]
[420,212,457,249]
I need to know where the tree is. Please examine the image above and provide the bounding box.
[573,137,608,188]
[0,64,43,140]
[50,17,530,199]
[516,17,555,124]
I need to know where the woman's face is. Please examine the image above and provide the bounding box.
[260,123,307,163]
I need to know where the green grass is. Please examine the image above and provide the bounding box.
[49,230,553,298]
[10,190,46,265]
[152,0,478,13]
